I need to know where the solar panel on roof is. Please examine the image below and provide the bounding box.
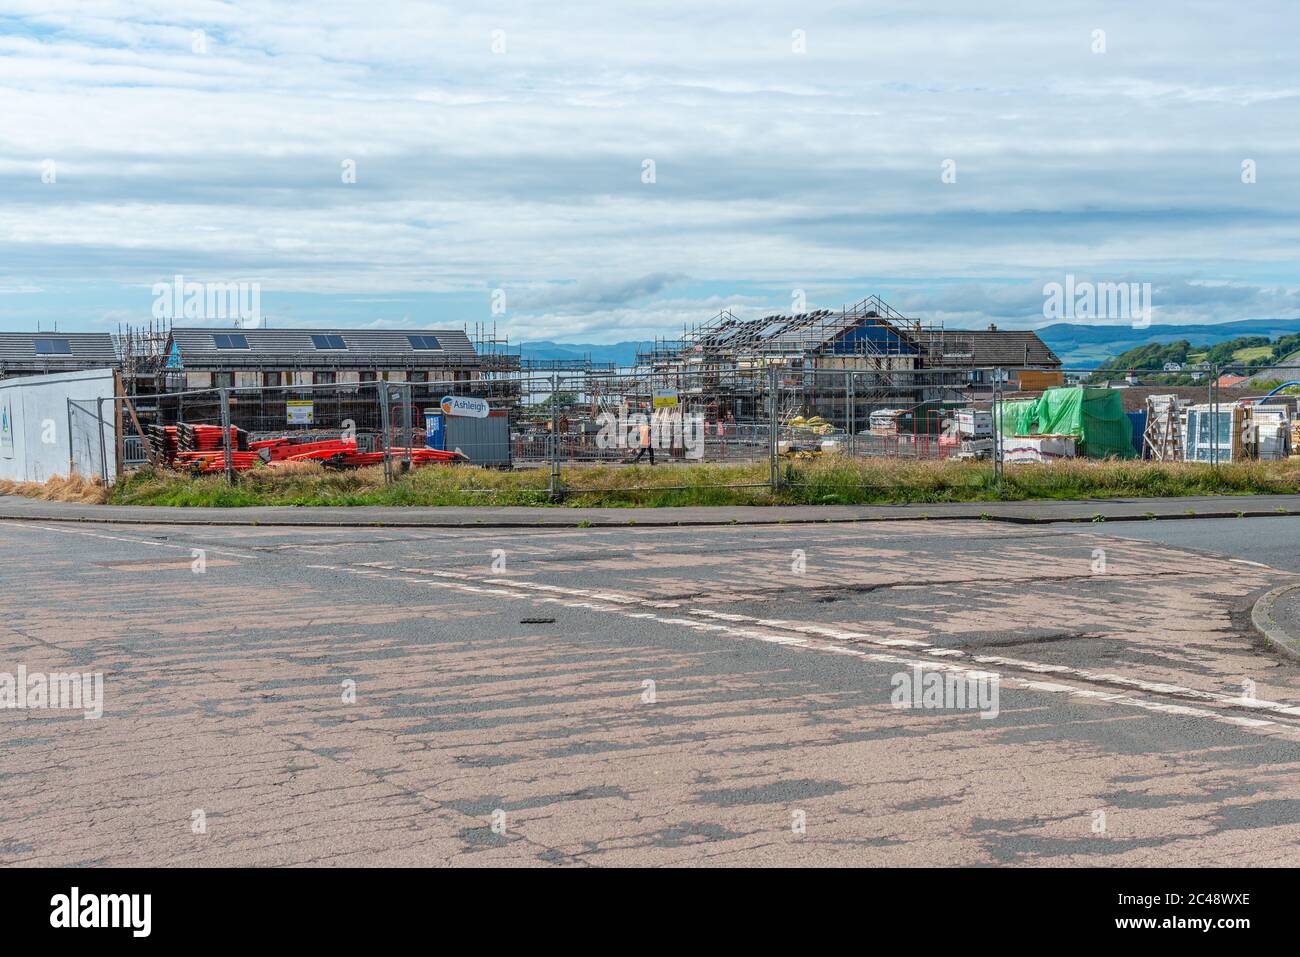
[212,333,249,350]
[33,338,72,355]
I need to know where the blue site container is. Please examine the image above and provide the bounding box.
[1126,411,1147,457]
[425,411,445,450]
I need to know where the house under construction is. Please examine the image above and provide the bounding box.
[633,296,926,420]
[629,295,1060,430]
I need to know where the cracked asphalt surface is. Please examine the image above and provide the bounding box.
[3,515,1300,866]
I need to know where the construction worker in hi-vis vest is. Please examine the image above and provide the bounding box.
[632,420,655,465]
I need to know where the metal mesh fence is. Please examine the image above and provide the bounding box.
[1122,362,1300,465]
[92,362,1300,493]
[556,370,770,466]
[768,367,1004,490]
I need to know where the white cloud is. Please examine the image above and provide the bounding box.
[0,0,1297,334]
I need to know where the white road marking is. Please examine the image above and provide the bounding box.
[299,560,1300,741]
[358,560,1300,722]
[3,520,257,560]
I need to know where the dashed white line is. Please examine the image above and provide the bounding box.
[304,559,1300,741]
[3,521,257,560]
[360,560,1300,721]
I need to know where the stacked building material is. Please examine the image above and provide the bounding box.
[146,424,179,464]
[1143,395,1188,461]
[1183,404,1245,463]
[1245,405,1290,460]
[154,428,463,475]
[176,423,247,452]
[1002,435,1077,463]
[253,437,356,462]
[285,442,461,466]
[174,450,262,473]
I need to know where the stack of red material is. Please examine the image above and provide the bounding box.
[174,450,262,473]
[255,438,355,461]
[146,425,179,464]
[178,424,246,452]
[156,429,465,475]
[320,447,465,469]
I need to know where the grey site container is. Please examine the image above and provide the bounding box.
[434,412,512,467]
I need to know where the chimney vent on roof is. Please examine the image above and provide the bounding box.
[987,323,997,332]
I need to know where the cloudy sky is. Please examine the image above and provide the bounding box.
[1,0,1298,341]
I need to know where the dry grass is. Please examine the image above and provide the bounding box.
[6,455,1300,509]
[0,472,110,504]
[786,453,1300,503]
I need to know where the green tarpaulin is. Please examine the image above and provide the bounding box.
[996,399,1038,438]
[997,387,1135,459]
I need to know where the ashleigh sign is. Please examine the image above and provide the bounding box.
[440,395,490,418]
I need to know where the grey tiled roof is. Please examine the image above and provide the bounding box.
[0,333,118,376]
[169,327,480,367]
[923,329,1061,367]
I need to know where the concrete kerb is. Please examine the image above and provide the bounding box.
[1251,583,1300,661]
[2,496,1300,529]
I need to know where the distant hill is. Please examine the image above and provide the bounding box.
[517,340,653,367]
[1080,332,1300,385]
[1038,318,1300,368]
[519,319,1300,371]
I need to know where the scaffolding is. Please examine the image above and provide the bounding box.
[115,319,180,395]
[632,295,947,427]
[638,295,932,368]
[1143,394,1188,461]
[467,321,523,375]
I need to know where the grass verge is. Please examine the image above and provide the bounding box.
[44,455,1300,507]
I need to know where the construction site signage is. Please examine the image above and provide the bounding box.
[441,395,489,418]
[0,396,12,457]
[652,389,679,409]
[286,400,314,425]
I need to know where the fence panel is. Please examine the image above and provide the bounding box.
[551,369,775,492]
[128,376,552,487]
[772,367,1001,490]
[108,359,1300,496]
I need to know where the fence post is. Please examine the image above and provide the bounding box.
[378,382,392,483]
[1210,365,1220,467]
[113,372,125,481]
[96,397,109,485]
[548,373,561,500]
[992,369,1003,490]
[402,383,413,472]
[847,370,855,457]
[66,398,74,476]
[768,364,779,493]
[219,388,234,483]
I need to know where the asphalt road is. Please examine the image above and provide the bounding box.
[4,515,1300,866]
[1056,515,1300,572]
